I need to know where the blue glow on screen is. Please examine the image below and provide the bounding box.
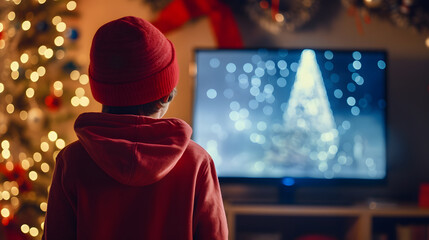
[193,49,387,180]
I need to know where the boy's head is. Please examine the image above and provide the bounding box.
[88,16,179,115]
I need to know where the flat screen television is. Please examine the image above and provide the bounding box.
[192,48,387,186]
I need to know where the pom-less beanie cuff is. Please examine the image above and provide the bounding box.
[89,41,178,106]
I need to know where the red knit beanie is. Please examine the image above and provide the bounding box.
[88,16,179,106]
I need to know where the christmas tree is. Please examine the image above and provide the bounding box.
[0,0,88,239]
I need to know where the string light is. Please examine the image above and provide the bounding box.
[29,227,39,237]
[6,104,15,114]
[21,20,31,31]
[1,192,10,201]
[11,197,19,207]
[53,81,63,90]
[0,83,4,93]
[11,71,19,80]
[41,163,50,173]
[10,61,19,71]
[66,1,77,11]
[75,87,85,97]
[40,202,47,212]
[10,186,19,196]
[38,45,47,55]
[71,96,80,107]
[80,97,90,107]
[48,131,58,141]
[274,13,284,23]
[44,48,54,59]
[19,111,28,120]
[33,152,42,162]
[56,22,66,32]
[40,142,49,152]
[5,161,14,171]
[20,53,29,63]
[19,153,27,161]
[53,150,60,160]
[26,88,35,98]
[55,139,65,149]
[2,149,11,159]
[52,16,62,25]
[29,171,38,181]
[21,224,30,234]
[37,66,46,76]
[79,74,89,85]
[30,72,39,82]
[54,36,64,46]
[0,23,3,32]
[38,0,47,4]
[21,159,30,170]
[70,70,80,80]
[8,11,16,21]
[56,49,65,59]
[1,208,10,218]
[1,140,10,149]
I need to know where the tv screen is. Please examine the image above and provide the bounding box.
[193,48,387,181]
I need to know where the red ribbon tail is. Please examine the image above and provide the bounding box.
[209,2,243,48]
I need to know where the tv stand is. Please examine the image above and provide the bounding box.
[224,203,429,240]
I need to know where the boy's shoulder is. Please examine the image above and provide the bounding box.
[185,140,211,157]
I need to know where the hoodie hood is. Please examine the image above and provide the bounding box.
[74,112,192,186]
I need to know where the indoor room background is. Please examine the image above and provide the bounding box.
[0,0,429,239]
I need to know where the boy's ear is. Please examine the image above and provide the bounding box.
[161,95,169,103]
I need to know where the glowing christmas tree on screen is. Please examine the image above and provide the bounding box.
[271,49,339,173]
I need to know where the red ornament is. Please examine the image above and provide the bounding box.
[1,222,30,240]
[0,164,32,192]
[45,95,61,111]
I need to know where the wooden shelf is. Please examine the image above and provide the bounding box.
[225,204,429,240]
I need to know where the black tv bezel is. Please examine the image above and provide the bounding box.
[191,47,389,188]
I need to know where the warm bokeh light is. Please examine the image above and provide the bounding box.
[40,142,49,152]
[1,208,10,218]
[29,171,38,181]
[33,152,42,162]
[56,22,67,32]
[41,163,50,173]
[48,131,58,142]
[21,224,30,234]
[29,227,39,237]
[22,20,31,31]
[70,70,80,80]
[8,11,16,21]
[52,16,62,25]
[20,53,29,63]
[54,36,65,46]
[66,1,77,11]
[37,66,46,76]
[26,88,35,98]
[55,139,65,149]
[79,74,89,85]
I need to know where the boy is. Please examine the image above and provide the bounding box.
[42,16,228,240]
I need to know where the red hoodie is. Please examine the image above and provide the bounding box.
[42,112,228,240]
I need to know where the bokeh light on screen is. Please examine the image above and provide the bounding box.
[194,49,387,180]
